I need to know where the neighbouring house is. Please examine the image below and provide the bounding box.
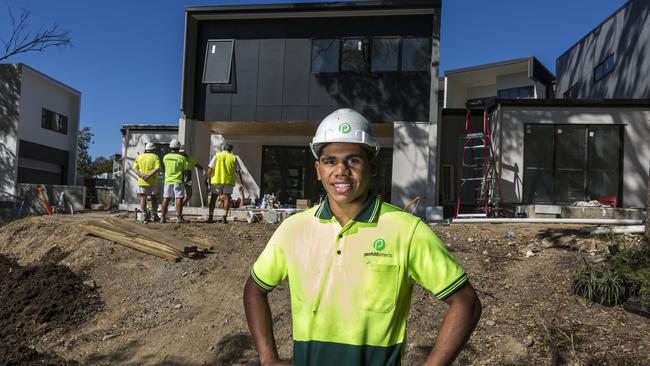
[179,0,442,217]
[492,100,650,210]
[0,63,82,213]
[443,56,554,109]
[438,57,555,213]
[556,0,650,99]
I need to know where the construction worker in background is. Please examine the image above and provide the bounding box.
[132,142,160,223]
[179,147,205,207]
[160,139,190,223]
[204,143,243,223]
[244,108,482,366]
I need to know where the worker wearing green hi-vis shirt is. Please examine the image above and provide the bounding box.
[160,138,191,224]
[244,108,482,366]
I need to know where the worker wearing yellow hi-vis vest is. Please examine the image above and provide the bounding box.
[204,143,243,223]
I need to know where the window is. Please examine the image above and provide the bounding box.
[497,86,534,99]
[563,84,578,99]
[523,124,621,204]
[41,108,68,135]
[401,37,430,72]
[311,39,340,73]
[341,38,369,72]
[202,40,234,84]
[371,37,400,72]
[594,54,615,83]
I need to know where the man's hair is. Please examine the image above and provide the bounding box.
[223,143,233,152]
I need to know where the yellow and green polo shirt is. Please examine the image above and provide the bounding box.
[133,152,160,187]
[251,195,468,365]
[162,152,189,185]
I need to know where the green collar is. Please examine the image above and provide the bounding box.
[315,193,382,223]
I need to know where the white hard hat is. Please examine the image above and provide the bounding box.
[310,108,380,158]
[145,142,155,151]
[170,139,181,149]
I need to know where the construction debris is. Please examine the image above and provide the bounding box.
[76,219,209,261]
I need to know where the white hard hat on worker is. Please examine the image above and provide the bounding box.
[310,108,380,159]
[145,142,156,152]
[169,139,181,149]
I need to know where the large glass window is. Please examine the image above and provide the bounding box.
[202,40,234,84]
[341,38,369,73]
[594,54,615,83]
[401,37,430,72]
[311,39,340,73]
[497,86,534,99]
[371,37,400,72]
[41,108,68,135]
[523,124,621,205]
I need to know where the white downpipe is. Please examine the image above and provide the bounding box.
[451,218,644,225]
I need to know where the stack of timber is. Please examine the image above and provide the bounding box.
[76,218,212,262]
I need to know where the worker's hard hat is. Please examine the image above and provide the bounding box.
[170,139,181,149]
[144,142,156,151]
[310,108,380,158]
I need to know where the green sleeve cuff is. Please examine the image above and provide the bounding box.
[435,273,469,300]
[251,268,276,292]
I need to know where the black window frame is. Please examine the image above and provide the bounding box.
[202,39,235,84]
[594,53,615,83]
[41,108,68,135]
[371,36,401,73]
[310,38,341,74]
[340,37,370,73]
[400,37,431,72]
[497,85,534,99]
[523,123,623,205]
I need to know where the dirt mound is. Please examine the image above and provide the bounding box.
[1,214,649,365]
[0,253,102,365]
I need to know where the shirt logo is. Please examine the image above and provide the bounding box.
[373,238,385,252]
[339,123,352,134]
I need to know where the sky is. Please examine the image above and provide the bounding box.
[1,0,628,158]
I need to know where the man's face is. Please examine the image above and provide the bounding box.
[315,143,376,206]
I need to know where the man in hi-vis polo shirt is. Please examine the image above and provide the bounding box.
[244,109,482,366]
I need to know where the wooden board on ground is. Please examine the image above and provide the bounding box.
[106,218,206,252]
[77,223,180,262]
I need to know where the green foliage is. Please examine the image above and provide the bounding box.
[572,238,650,307]
[91,156,113,176]
[571,260,626,306]
[610,239,650,297]
[77,127,94,178]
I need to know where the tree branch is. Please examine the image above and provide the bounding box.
[0,4,72,62]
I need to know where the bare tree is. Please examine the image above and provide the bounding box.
[0,3,71,62]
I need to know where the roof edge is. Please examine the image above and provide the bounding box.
[444,57,534,76]
[18,63,81,96]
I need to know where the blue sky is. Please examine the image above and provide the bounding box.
[2,0,627,158]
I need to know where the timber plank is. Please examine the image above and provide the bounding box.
[106,218,202,252]
[77,224,180,262]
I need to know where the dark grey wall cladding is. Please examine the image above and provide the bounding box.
[194,15,433,123]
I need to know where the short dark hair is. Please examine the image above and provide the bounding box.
[223,143,233,152]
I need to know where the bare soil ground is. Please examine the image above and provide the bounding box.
[0,212,649,365]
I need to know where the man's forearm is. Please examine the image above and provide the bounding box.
[424,284,482,366]
[243,276,283,365]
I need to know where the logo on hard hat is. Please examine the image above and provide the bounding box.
[339,123,352,134]
[373,239,385,252]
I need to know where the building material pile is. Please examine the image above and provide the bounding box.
[76,218,212,261]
